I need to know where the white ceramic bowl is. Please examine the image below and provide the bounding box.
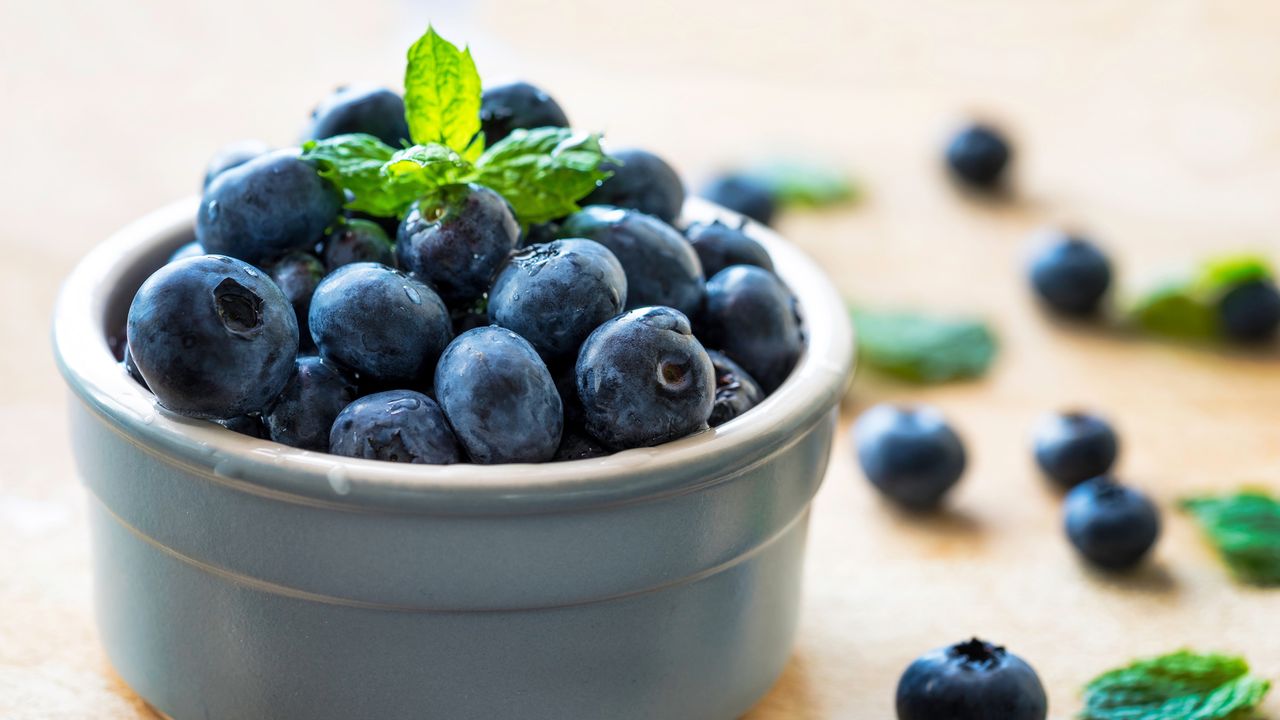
[54,197,853,720]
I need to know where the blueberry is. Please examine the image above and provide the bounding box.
[553,427,610,461]
[435,327,563,463]
[169,241,205,264]
[197,149,342,265]
[854,404,966,510]
[1219,279,1280,342]
[1028,233,1113,316]
[308,263,452,386]
[558,206,704,318]
[1064,477,1160,569]
[700,265,802,393]
[945,123,1012,189]
[896,638,1048,720]
[488,239,627,362]
[203,140,269,189]
[122,344,148,390]
[265,251,325,350]
[576,307,715,450]
[397,184,520,305]
[321,219,395,272]
[479,82,570,144]
[263,357,357,451]
[329,390,462,464]
[1033,411,1119,489]
[126,255,299,419]
[584,149,686,225]
[304,86,410,148]
[684,220,775,278]
[698,174,777,226]
[216,414,270,439]
[707,350,764,427]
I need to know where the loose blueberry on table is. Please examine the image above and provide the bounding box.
[945,122,1012,190]
[1063,477,1161,570]
[119,28,804,465]
[896,638,1048,720]
[1032,410,1119,489]
[1028,232,1113,316]
[854,404,967,510]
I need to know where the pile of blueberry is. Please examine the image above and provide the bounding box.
[122,83,804,464]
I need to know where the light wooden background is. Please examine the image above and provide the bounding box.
[2,1,1278,717]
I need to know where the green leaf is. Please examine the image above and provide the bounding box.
[1181,491,1280,586]
[1129,282,1220,339]
[744,161,857,207]
[852,309,997,383]
[473,128,613,225]
[404,27,484,160]
[1194,255,1274,298]
[301,134,432,218]
[383,143,474,187]
[1080,650,1271,720]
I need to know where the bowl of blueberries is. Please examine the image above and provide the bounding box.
[52,29,853,720]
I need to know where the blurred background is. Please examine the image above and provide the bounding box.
[4,1,1280,717]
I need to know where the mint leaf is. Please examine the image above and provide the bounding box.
[384,143,473,187]
[852,309,997,383]
[1081,650,1271,720]
[473,128,613,224]
[744,161,857,207]
[404,27,484,161]
[301,134,429,218]
[1181,491,1280,586]
[1194,255,1274,297]
[1129,282,1220,339]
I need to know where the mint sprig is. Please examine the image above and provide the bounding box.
[1129,254,1274,339]
[1080,650,1271,720]
[743,160,857,208]
[852,309,998,383]
[1181,491,1280,586]
[299,28,612,225]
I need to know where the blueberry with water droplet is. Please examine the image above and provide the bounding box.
[329,390,462,464]
[584,148,686,224]
[264,356,357,451]
[397,184,520,305]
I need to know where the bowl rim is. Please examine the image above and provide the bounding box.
[53,197,854,515]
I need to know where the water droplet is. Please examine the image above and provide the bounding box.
[327,467,351,495]
[403,285,421,304]
[206,200,219,221]
[243,266,258,277]
[141,413,155,426]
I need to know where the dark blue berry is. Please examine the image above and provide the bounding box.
[216,414,269,439]
[684,220,775,278]
[584,149,685,225]
[321,219,395,272]
[706,350,763,427]
[896,639,1047,720]
[396,184,520,305]
[479,82,570,144]
[1219,279,1280,342]
[197,150,342,265]
[264,357,357,451]
[329,390,462,464]
[304,86,410,148]
[203,140,269,189]
[1028,233,1113,316]
[126,255,299,419]
[553,427,610,461]
[698,174,777,226]
[1064,477,1160,569]
[854,404,966,510]
[700,265,802,393]
[435,326,563,464]
[308,262,452,386]
[265,251,325,351]
[946,123,1012,189]
[576,306,714,450]
[558,206,704,318]
[122,343,148,390]
[1033,411,1119,488]
[488,239,627,362]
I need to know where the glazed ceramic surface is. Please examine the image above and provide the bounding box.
[53,198,853,720]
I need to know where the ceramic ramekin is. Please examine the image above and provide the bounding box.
[53,197,853,720]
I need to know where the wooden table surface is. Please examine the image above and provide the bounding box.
[3,1,1278,717]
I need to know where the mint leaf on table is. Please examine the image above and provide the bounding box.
[1181,491,1280,586]
[1129,254,1275,339]
[404,26,484,161]
[852,309,997,383]
[301,134,426,217]
[1080,650,1271,720]
[1194,254,1274,294]
[743,160,856,207]
[473,128,614,224]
